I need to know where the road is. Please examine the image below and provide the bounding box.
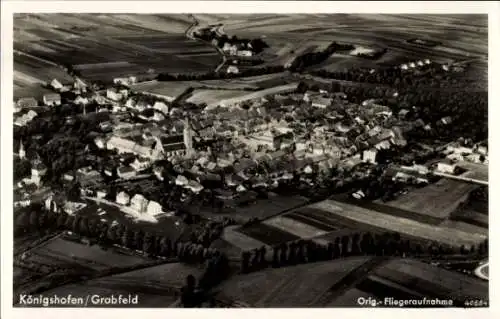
[310,256,390,306]
[186,15,227,73]
[474,261,489,281]
[431,171,488,186]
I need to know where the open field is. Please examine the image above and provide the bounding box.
[222,226,269,251]
[310,200,487,247]
[185,89,252,105]
[458,161,489,182]
[14,236,154,296]
[263,216,329,239]
[24,237,150,271]
[237,223,300,246]
[216,256,372,307]
[43,262,203,307]
[382,179,479,220]
[373,259,488,301]
[331,258,487,306]
[14,13,221,87]
[130,73,294,97]
[205,14,486,83]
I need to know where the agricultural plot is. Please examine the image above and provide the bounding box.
[458,161,488,182]
[185,89,251,106]
[216,257,372,307]
[14,236,154,297]
[382,179,478,220]
[130,81,192,99]
[237,223,300,246]
[230,195,309,220]
[310,200,487,247]
[222,225,269,251]
[14,13,221,84]
[262,216,329,239]
[26,237,150,271]
[373,259,488,301]
[43,262,203,307]
[209,14,486,74]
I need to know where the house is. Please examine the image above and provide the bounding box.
[73,77,87,92]
[146,200,162,216]
[440,116,453,125]
[43,93,61,106]
[14,110,38,126]
[175,175,189,186]
[63,173,75,181]
[227,66,239,74]
[125,98,136,109]
[160,134,186,158]
[104,165,115,177]
[50,78,64,91]
[237,50,253,57]
[117,166,137,179]
[130,194,148,213]
[116,191,130,205]
[63,201,88,215]
[17,97,38,109]
[106,136,165,161]
[476,146,488,156]
[97,190,107,199]
[436,160,456,174]
[74,96,89,105]
[130,157,150,172]
[31,162,47,178]
[362,149,377,164]
[152,111,165,122]
[153,101,169,114]
[106,89,123,101]
[311,96,332,109]
[99,121,113,132]
[94,137,107,149]
[394,171,428,184]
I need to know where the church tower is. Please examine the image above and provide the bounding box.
[183,117,194,157]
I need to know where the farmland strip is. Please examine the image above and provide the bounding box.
[237,223,300,246]
[285,212,338,231]
[310,257,389,306]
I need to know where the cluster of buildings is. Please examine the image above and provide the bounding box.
[400,59,432,70]
[222,42,254,57]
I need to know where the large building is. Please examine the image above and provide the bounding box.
[43,93,61,106]
[106,136,165,161]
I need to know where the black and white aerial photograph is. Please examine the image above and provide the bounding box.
[3,0,494,313]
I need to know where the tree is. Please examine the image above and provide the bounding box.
[259,246,267,267]
[271,247,280,268]
[134,230,145,250]
[241,251,251,273]
[72,215,82,234]
[79,217,89,236]
[143,232,153,254]
[29,211,39,230]
[56,213,68,230]
[181,274,198,308]
[121,228,133,247]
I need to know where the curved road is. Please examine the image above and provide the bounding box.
[475,261,489,281]
[186,14,227,73]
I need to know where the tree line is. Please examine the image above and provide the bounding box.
[157,65,285,81]
[14,203,227,264]
[311,62,467,89]
[239,232,488,274]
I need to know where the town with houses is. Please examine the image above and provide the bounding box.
[9,12,489,309]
